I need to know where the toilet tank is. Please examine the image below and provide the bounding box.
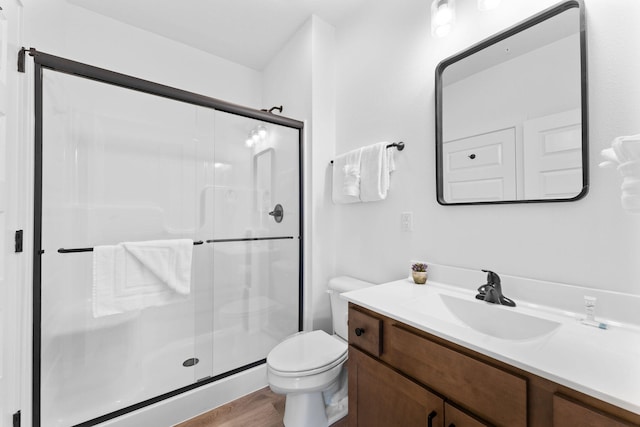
[328,276,375,341]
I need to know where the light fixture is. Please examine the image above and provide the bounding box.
[478,0,501,11]
[431,0,455,38]
[256,125,268,139]
[245,124,269,148]
[251,130,260,144]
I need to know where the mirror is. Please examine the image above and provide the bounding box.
[436,1,588,205]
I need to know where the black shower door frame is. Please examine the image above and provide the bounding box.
[28,49,304,427]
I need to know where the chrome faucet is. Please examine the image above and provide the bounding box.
[475,269,516,307]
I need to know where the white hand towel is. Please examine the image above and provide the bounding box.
[360,142,393,202]
[600,134,640,214]
[332,148,362,204]
[599,147,619,168]
[92,239,193,318]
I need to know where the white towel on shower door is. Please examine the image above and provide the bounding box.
[92,239,193,318]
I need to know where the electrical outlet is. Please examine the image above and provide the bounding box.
[401,212,413,232]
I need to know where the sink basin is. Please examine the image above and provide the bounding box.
[440,294,561,340]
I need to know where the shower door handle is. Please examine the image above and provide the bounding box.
[268,204,284,223]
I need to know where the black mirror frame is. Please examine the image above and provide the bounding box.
[435,0,588,205]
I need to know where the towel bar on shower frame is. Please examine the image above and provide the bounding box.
[56,240,205,253]
[55,236,296,254]
[330,141,405,165]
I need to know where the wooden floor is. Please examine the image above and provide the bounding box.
[175,387,349,427]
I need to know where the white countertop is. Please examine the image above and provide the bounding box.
[342,278,640,415]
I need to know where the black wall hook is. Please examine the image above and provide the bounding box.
[261,105,283,114]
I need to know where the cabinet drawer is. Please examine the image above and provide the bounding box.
[553,394,637,427]
[445,402,490,427]
[348,307,382,357]
[387,323,527,427]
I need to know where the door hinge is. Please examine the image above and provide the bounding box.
[14,230,23,253]
[13,410,21,427]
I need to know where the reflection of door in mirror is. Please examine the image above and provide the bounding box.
[443,128,516,202]
[523,109,582,199]
[436,1,587,205]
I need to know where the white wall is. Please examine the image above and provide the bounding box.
[263,15,337,332]
[333,0,640,295]
[23,0,263,107]
[1,2,26,426]
[308,17,337,331]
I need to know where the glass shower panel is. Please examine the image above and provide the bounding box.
[212,112,300,240]
[40,69,215,426]
[211,239,299,376]
[211,111,299,376]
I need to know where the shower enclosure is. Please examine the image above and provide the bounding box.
[30,51,302,427]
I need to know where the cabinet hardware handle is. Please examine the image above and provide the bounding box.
[354,328,365,336]
[427,410,437,427]
[469,153,476,159]
[448,424,456,427]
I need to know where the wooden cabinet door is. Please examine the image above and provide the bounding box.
[387,323,527,427]
[553,395,638,427]
[444,402,490,427]
[349,346,444,427]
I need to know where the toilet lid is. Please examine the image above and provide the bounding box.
[267,330,347,374]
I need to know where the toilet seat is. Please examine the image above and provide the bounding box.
[267,330,348,377]
[269,351,348,378]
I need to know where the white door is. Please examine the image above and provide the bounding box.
[523,109,583,199]
[0,1,24,426]
[442,128,517,203]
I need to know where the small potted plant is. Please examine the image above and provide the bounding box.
[411,262,428,284]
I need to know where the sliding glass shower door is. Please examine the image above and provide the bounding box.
[39,69,212,426]
[35,54,301,427]
[209,112,300,377]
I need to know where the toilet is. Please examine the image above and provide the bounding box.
[267,276,375,427]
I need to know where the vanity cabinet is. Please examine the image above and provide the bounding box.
[553,395,637,427]
[348,304,640,427]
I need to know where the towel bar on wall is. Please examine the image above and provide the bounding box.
[330,141,405,165]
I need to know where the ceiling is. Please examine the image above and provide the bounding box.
[67,0,368,71]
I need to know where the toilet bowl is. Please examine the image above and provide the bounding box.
[266,276,375,427]
[268,330,347,427]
